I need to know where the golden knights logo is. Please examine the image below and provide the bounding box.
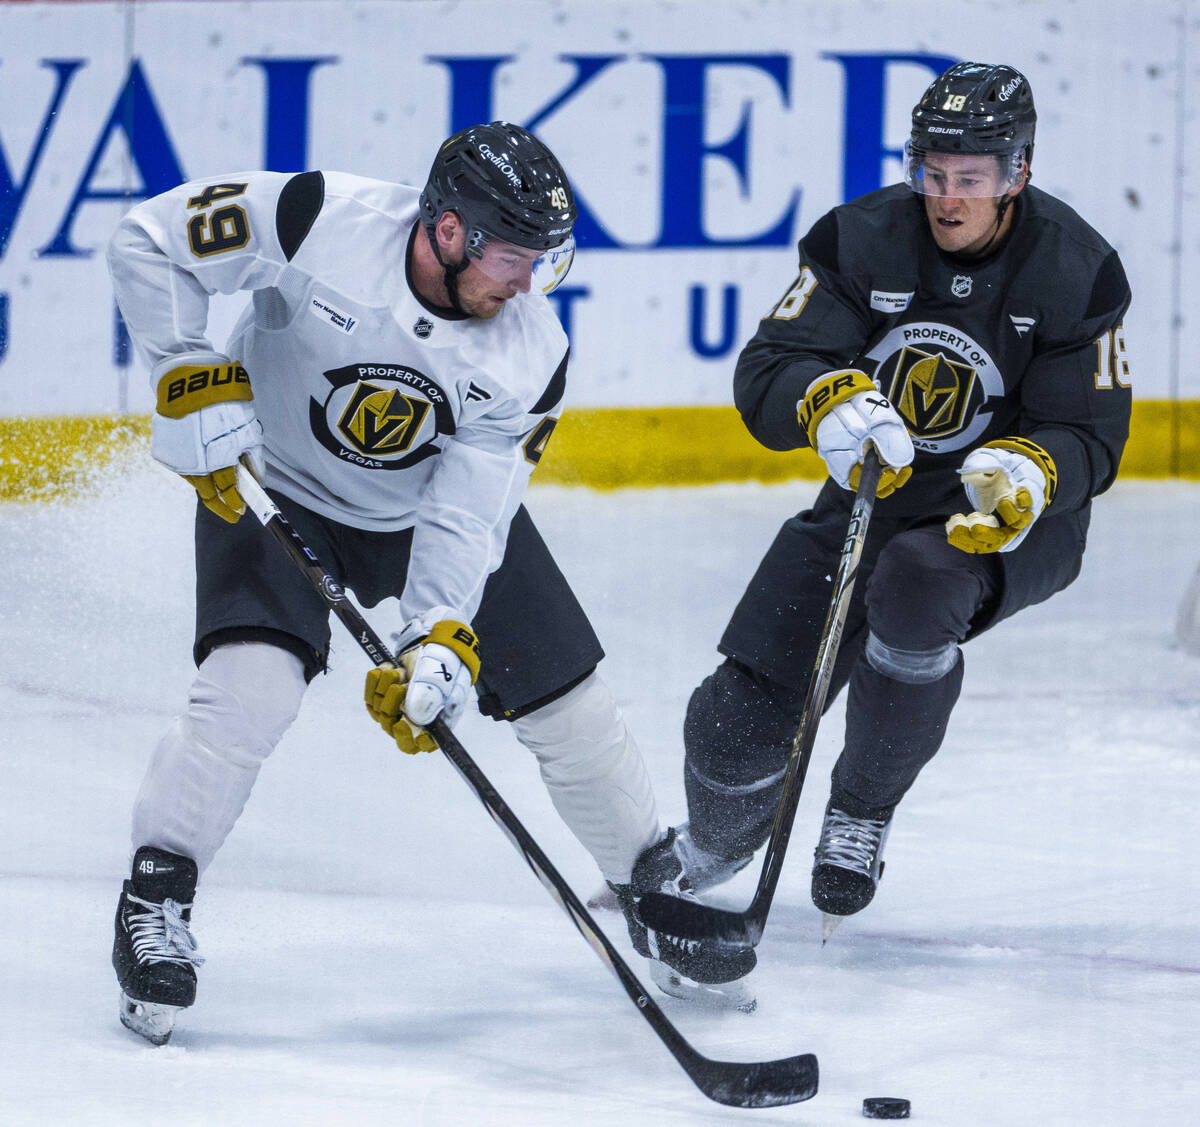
[895,348,974,436]
[310,363,456,469]
[339,383,429,455]
[863,322,1006,453]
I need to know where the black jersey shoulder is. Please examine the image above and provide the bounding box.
[276,171,326,261]
[1007,186,1130,334]
[804,186,922,269]
[799,185,924,299]
[1015,185,1119,260]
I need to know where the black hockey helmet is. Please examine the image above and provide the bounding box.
[419,121,576,295]
[905,62,1036,196]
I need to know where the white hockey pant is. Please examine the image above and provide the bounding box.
[511,672,660,885]
[131,642,307,875]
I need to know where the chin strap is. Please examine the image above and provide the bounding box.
[966,161,1027,260]
[424,224,471,314]
[953,193,1012,262]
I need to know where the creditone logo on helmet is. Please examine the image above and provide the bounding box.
[998,78,1023,101]
[309,363,457,469]
[476,142,524,189]
[863,322,1006,453]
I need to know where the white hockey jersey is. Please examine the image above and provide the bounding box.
[108,170,569,634]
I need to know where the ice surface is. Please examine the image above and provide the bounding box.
[1,455,1197,1125]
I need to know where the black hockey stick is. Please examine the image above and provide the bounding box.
[232,462,817,1108]
[639,446,882,949]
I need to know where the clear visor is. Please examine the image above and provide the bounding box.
[903,141,1023,198]
[466,230,576,296]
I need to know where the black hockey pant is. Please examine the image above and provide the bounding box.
[682,504,1001,861]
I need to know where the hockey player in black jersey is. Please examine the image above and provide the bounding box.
[646,61,1133,950]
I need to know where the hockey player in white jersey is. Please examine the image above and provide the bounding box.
[107,123,749,1046]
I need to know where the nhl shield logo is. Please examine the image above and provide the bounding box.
[413,317,434,339]
[951,274,973,298]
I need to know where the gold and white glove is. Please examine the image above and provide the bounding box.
[945,438,1058,554]
[150,351,263,523]
[798,369,914,498]
[364,621,481,754]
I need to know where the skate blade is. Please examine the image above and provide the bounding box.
[119,992,181,1046]
[649,959,757,1013]
[820,912,846,945]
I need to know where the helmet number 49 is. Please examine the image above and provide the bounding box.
[550,186,570,210]
[942,94,967,111]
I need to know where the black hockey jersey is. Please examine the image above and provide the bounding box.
[735,184,1132,520]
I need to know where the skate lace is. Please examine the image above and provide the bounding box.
[815,809,888,875]
[127,894,205,968]
[649,926,702,959]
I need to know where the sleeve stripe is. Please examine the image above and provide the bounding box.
[530,347,569,415]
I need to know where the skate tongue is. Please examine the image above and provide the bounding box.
[130,847,198,904]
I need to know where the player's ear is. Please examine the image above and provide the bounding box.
[435,209,466,255]
[1007,158,1030,198]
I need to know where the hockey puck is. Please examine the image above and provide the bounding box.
[863,1096,910,1119]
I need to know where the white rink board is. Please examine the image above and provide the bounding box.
[0,0,1193,415]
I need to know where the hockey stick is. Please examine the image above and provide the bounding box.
[233,462,817,1108]
[639,447,882,949]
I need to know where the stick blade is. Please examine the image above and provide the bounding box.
[695,1052,819,1107]
[637,890,762,947]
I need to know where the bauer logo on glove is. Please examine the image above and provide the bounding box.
[946,437,1057,554]
[150,351,263,524]
[797,369,915,498]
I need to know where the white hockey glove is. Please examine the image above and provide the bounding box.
[364,621,481,754]
[945,438,1058,554]
[798,369,914,497]
[151,351,263,523]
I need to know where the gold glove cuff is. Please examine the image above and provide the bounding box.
[797,369,877,447]
[157,361,253,419]
[983,437,1058,506]
[422,620,482,683]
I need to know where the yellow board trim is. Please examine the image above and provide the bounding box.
[0,415,152,502]
[1,402,1197,502]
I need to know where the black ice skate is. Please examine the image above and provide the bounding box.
[584,822,749,910]
[811,798,894,943]
[612,828,757,1012]
[112,846,204,1045]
